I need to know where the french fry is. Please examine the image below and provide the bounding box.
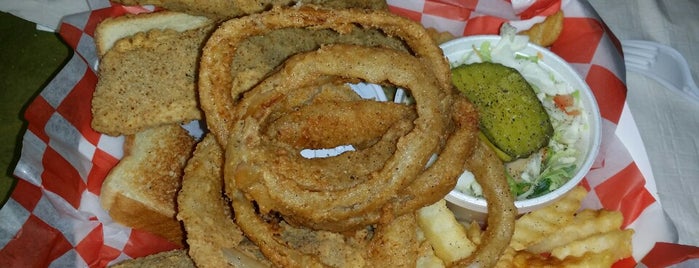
[511,250,550,267]
[417,200,477,264]
[510,186,587,250]
[426,27,457,45]
[421,187,634,267]
[521,10,564,47]
[510,249,620,268]
[415,240,446,268]
[493,246,517,268]
[550,229,634,260]
[495,186,633,267]
[572,208,601,221]
[464,221,483,246]
[526,209,624,254]
[559,250,627,268]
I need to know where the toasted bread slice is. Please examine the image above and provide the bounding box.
[100,124,197,246]
[94,11,212,57]
[91,11,214,136]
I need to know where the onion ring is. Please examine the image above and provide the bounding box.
[230,188,421,267]
[246,77,419,193]
[299,95,481,231]
[452,139,517,267]
[195,5,514,266]
[224,44,452,231]
[177,134,271,267]
[198,5,451,147]
[227,26,407,104]
[264,114,415,193]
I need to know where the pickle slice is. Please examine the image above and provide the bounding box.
[452,62,553,160]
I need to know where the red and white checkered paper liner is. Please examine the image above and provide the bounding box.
[2,0,699,267]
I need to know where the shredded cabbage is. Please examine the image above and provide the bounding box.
[455,25,588,200]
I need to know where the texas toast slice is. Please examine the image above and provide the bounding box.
[100,124,197,245]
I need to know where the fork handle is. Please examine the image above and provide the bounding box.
[623,40,699,103]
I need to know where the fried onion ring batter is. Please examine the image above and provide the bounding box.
[193,5,516,266]
[177,135,271,267]
[265,100,416,150]
[225,44,452,231]
[199,5,451,147]
[453,139,517,268]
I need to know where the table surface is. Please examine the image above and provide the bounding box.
[0,11,70,206]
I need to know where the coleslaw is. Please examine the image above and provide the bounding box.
[452,27,590,200]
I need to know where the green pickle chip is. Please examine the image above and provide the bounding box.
[452,62,553,160]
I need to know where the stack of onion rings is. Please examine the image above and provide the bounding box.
[183,5,516,267]
[198,5,452,147]
[224,44,449,228]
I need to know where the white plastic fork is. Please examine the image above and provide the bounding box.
[622,40,699,103]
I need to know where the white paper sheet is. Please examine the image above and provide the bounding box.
[589,0,699,247]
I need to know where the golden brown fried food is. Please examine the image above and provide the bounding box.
[92,22,214,136]
[415,138,517,268]
[228,27,408,100]
[180,136,423,268]
[111,0,388,20]
[265,100,415,150]
[225,44,455,231]
[231,77,417,193]
[109,249,194,268]
[93,11,212,57]
[418,200,478,264]
[426,27,457,44]
[510,186,586,251]
[451,138,517,267]
[521,10,564,47]
[231,188,422,267]
[493,187,634,267]
[264,106,416,192]
[177,135,271,268]
[415,139,519,268]
[190,4,512,267]
[198,5,450,147]
[273,94,479,232]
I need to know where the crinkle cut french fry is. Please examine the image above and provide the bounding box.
[510,248,621,268]
[526,209,623,254]
[489,186,634,267]
[550,229,634,260]
[510,186,587,250]
[559,250,624,268]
